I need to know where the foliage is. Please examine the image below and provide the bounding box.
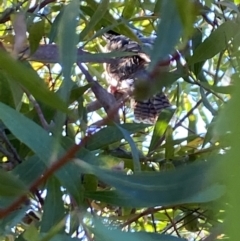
[0,0,239,240]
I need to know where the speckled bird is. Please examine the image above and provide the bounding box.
[103,32,171,124]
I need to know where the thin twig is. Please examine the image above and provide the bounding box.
[86,100,102,113]
[173,99,202,131]
[120,207,168,228]
[0,144,16,165]
[0,96,123,219]
[26,92,51,131]
[78,63,120,123]
[214,51,224,85]
[0,0,57,24]
[0,129,21,164]
[164,210,181,237]
[151,213,157,232]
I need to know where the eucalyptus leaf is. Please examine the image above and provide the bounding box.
[77,158,225,207]
[189,21,239,64]
[0,51,68,112]
[80,0,109,40]
[41,177,65,233]
[86,123,149,150]
[0,169,27,197]
[149,0,182,71]
[0,102,82,203]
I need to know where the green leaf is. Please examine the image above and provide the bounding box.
[41,177,65,233]
[28,20,45,54]
[0,169,27,197]
[58,0,79,101]
[153,0,162,15]
[23,224,39,241]
[0,71,16,108]
[39,218,66,241]
[0,51,68,112]
[122,0,136,19]
[82,0,139,41]
[86,123,149,150]
[148,109,175,153]
[176,0,196,38]
[216,59,240,241]
[200,88,217,116]
[200,82,233,94]
[0,102,56,162]
[189,21,239,64]
[0,102,82,203]
[0,206,28,235]
[48,9,64,43]
[77,159,225,207]
[12,156,46,185]
[115,124,141,172]
[7,76,24,108]
[93,218,186,241]
[165,126,174,160]
[82,174,98,191]
[69,84,92,103]
[80,0,109,40]
[149,0,182,71]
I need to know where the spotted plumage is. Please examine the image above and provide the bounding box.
[104,33,171,123]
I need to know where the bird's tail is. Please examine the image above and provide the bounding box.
[133,93,171,124]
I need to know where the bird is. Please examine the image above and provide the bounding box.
[103,32,171,124]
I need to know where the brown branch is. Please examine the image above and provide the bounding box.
[21,44,119,64]
[86,100,102,113]
[26,92,51,131]
[120,207,169,228]
[0,144,17,166]
[164,210,181,237]
[77,63,120,123]
[173,98,202,131]
[0,129,21,164]
[0,96,123,219]
[0,0,57,24]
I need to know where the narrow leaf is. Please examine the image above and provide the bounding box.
[58,0,79,101]
[86,123,149,150]
[28,20,45,54]
[0,169,27,197]
[80,0,109,40]
[76,159,224,207]
[0,103,82,203]
[41,177,65,233]
[115,124,141,172]
[122,0,136,19]
[149,0,182,71]
[189,21,239,64]
[149,109,175,153]
[12,156,46,185]
[0,51,68,112]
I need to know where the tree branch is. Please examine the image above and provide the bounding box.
[20,44,119,64]
[0,96,123,219]
[0,0,57,24]
[77,63,120,123]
